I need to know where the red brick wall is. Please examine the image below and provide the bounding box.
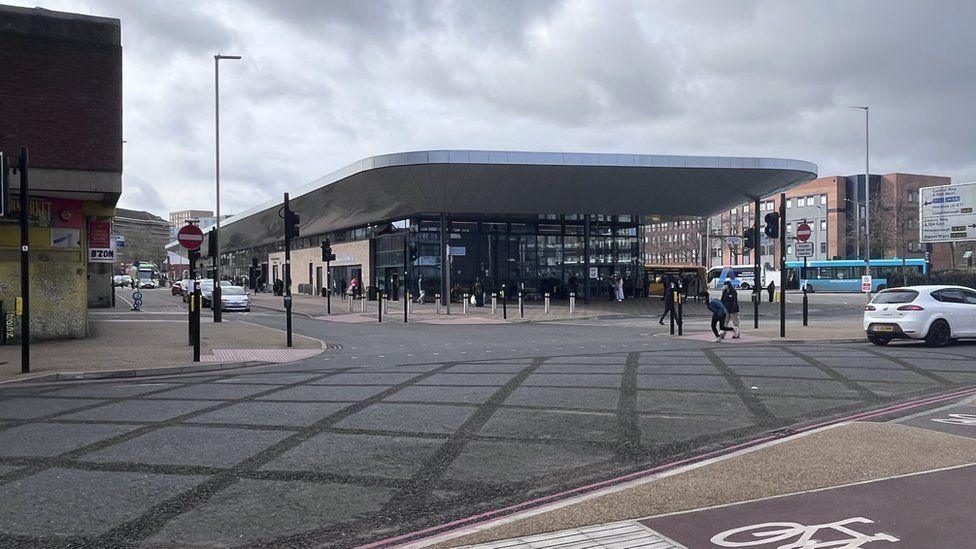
[0,8,122,173]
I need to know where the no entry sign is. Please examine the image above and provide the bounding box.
[178,224,204,250]
[796,222,812,242]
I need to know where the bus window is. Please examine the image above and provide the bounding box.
[835,267,850,279]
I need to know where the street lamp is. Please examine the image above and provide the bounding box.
[213,53,242,322]
[850,106,870,289]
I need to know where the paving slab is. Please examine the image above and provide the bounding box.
[80,425,291,468]
[479,409,618,443]
[261,432,445,479]
[43,383,175,399]
[386,385,500,404]
[0,397,106,419]
[258,384,391,401]
[444,440,614,485]
[0,422,138,457]
[334,403,477,434]
[0,468,206,537]
[502,386,619,411]
[521,373,622,388]
[187,401,351,427]
[60,399,218,422]
[147,383,281,400]
[145,479,393,547]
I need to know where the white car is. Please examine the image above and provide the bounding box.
[219,286,251,312]
[863,285,976,346]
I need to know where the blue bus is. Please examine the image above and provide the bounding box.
[785,259,927,293]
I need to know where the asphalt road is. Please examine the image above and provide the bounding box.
[2,291,975,548]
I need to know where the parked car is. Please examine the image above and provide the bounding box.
[863,285,976,346]
[171,280,185,296]
[219,286,251,312]
[113,274,132,287]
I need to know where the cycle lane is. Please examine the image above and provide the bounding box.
[639,402,976,549]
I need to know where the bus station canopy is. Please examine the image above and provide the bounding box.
[220,150,817,252]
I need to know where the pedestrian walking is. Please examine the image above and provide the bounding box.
[474,278,484,306]
[416,274,425,303]
[616,276,624,301]
[767,279,776,303]
[721,281,741,339]
[659,282,677,325]
[707,297,735,342]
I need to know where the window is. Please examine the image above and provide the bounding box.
[907,190,919,202]
[934,289,966,304]
[872,290,918,304]
[786,198,793,208]
[786,222,793,234]
[835,267,851,279]
[820,242,827,254]
[820,220,827,232]
[820,194,828,205]
[806,196,815,207]
[961,289,976,305]
[787,244,793,255]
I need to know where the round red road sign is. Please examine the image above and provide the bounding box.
[796,222,812,242]
[177,224,204,250]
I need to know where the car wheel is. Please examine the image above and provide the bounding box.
[867,334,891,346]
[925,319,952,347]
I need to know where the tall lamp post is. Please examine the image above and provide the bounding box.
[851,106,870,293]
[213,53,242,322]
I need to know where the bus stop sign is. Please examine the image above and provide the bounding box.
[178,224,204,250]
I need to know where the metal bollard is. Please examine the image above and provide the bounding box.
[405,292,411,321]
[435,294,441,314]
[518,293,524,318]
[462,294,468,315]
[677,293,683,336]
[347,295,353,312]
[491,293,497,314]
[378,293,383,323]
[569,292,576,314]
[802,285,809,326]
[360,296,367,313]
[383,294,389,315]
[544,292,550,314]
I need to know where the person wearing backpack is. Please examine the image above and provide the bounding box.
[721,281,741,339]
[707,297,735,342]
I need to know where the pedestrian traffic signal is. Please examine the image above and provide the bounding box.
[409,244,418,262]
[742,228,755,250]
[284,210,300,239]
[764,212,780,239]
[320,239,335,262]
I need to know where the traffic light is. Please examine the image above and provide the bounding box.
[284,210,300,240]
[742,228,755,250]
[320,239,335,262]
[764,212,780,239]
[0,152,8,217]
[408,244,418,262]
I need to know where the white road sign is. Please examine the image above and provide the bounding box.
[920,181,976,243]
[861,275,872,293]
[795,241,814,258]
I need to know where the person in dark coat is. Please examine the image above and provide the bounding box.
[767,279,776,303]
[721,281,741,339]
[658,282,677,325]
[707,297,735,341]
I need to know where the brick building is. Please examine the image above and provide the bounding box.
[641,173,956,271]
[0,6,122,340]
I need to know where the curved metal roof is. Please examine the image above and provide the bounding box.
[220,150,817,253]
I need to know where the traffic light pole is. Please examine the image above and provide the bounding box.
[402,235,408,323]
[18,148,30,373]
[753,198,761,329]
[212,229,222,323]
[779,193,787,338]
[283,193,293,348]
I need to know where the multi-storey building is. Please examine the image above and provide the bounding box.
[645,173,956,270]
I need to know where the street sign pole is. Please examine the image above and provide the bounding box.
[802,255,809,326]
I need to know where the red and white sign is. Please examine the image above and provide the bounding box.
[178,224,204,250]
[796,222,812,242]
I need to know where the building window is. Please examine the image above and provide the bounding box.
[820,193,828,206]
[786,198,793,208]
[820,242,827,254]
[907,190,918,202]
[806,196,815,207]
[787,244,793,255]
[820,220,827,232]
[786,222,793,234]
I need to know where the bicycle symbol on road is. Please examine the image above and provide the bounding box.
[931,413,976,426]
[710,517,899,548]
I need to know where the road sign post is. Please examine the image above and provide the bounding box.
[179,223,204,357]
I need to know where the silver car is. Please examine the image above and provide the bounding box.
[219,286,251,312]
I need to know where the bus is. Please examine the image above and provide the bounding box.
[643,264,707,296]
[785,258,927,293]
[129,262,160,289]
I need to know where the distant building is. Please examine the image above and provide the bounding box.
[0,5,122,340]
[113,209,171,274]
[169,209,213,227]
[642,173,956,271]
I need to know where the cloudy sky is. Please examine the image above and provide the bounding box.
[9,0,976,217]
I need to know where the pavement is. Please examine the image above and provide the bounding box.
[2,289,976,548]
[426,397,976,548]
[0,289,322,382]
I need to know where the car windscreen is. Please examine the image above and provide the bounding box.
[222,287,246,296]
[871,289,918,304]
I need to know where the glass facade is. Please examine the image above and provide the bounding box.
[402,214,642,301]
